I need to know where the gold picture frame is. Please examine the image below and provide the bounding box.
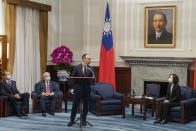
[144,6,176,48]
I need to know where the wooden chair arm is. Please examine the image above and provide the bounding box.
[32,96,37,113]
[4,97,8,117]
[58,95,63,112]
[155,100,160,119]
[96,96,101,116]
[180,103,185,124]
[0,97,2,117]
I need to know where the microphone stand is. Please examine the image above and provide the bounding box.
[74,94,93,131]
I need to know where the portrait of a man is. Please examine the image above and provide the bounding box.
[145,6,176,48]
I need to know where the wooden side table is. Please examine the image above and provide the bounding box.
[58,81,70,95]
[122,97,154,120]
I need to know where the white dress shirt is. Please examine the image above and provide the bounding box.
[156,31,162,40]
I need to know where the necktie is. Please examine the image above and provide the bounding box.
[83,65,86,74]
[84,66,86,74]
[46,82,50,93]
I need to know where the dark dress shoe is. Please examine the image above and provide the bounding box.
[21,111,28,116]
[42,112,46,117]
[49,111,55,115]
[17,113,22,117]
[160,119,167,124]
[154,118,162,124]
[67,121,74,127]
[82,121,87,126]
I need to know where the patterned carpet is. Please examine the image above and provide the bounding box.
[0,102,196,131]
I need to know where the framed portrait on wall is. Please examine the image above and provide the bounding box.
[144,6,176,48]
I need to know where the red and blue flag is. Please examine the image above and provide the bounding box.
[99,2,116,91]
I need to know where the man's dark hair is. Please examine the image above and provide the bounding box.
[153,12,167,22]
[169,73,179,84]
[82,54,88,60]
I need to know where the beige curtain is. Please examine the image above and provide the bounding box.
[5,1,49,75]
[39,11,48,75]
[5,3,16,74]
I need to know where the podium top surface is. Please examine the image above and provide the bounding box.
[68,77,95,79]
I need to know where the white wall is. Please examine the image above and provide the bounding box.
[60,0,84,63]
[0,0,5,34]
[34,0,196,68]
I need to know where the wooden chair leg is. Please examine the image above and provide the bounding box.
[181,104,185,124]
[4,98,8,117]
[140,105,142,113]
[96,96,101,116]
[32,96,37,113]
[58,96,63,112]
[155,101,159,119]
[0,97,2,117]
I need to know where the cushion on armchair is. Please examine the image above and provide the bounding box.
[146,84,159,97]
[94,82,114,100]
[101,98,121,105]
[181,86,193,100]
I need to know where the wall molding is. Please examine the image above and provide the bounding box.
[135,48,185,52]
[137,0,183,4]
[130,0,134,51]
[188,0,192,51]
[124,0,128,55]
[58,0,62,44]
[115,0,119,59]
[84,0,90,53]
[46,59,129,67]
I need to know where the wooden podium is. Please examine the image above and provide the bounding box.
[68,76,95,129]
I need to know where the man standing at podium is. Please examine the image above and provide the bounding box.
[67,54,95,127]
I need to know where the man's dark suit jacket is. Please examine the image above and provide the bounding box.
[165,84,181,105]
[148,30,172,44]
[0,82,6,96]
[71,64,95,96]
[1,80,20,97]
[36,80,58,96]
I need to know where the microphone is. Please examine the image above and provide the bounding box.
[131,89,135,97]
[86,66,96,83]
[86,66,95,78]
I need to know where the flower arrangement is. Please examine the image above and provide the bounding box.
[50,45,73,72]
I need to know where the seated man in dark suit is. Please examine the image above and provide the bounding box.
[154,73,181,124]
[1,71,30,117]
[0,82,6,95]
[37,72,58,117]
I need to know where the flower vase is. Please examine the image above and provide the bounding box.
[57,70,70,81]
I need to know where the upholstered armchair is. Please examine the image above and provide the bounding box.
[31,82,63,113]
[3,96,29,117]
[89,82,124,116]
[145,83,161,98]
[0,96,3,117]
[140,83,161,116]
[155,86,196,124]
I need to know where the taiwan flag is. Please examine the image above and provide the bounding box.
[99,2,116,91]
